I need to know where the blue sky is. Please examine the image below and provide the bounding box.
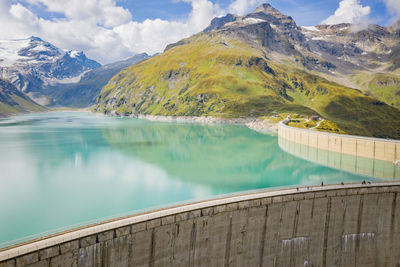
[27,0,395,26]
[1,0,399,63]
[119,0,392,26]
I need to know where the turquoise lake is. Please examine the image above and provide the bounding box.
[0,112,381,246]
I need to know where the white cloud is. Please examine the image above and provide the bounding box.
[383,0,400,26]
[0,0,263,64]
[228,0,265,16]
[322,0,371,25]
[26,0,133,28]
[384,0,400,16]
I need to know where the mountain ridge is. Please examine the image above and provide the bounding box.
[0,78,46,116]
[168,3,400,108]
[94,3,400,139]
[0,36,101,105]
[46,53,150,107]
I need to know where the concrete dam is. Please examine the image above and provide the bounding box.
[1,182,400,266]
[278,123,400,164]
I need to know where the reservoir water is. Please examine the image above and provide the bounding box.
[0,112,388,247]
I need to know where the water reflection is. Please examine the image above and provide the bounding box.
[0,112,376,246]
[102,120,371,190]
[279,136,400,180]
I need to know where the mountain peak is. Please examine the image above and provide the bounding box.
[0,35,101,97]
[203,13,237,32]
[252,3,287,18]
[200,2,303,46]
[248,2,296,27]
[253,3,274,13]
[29,36,43,42]
[66,50,84,59]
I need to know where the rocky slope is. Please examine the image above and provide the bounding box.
[46,53,150,107]
[0,36,101,105]
[199,4,400,109]
[0,79,45,117]
[95,3,400,139]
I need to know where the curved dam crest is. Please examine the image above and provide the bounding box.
[1,182,400,266]
[278,123,400,163]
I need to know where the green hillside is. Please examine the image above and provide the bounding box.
[95,33,400,139]
[350,72,400,110]
[0,79,46,117]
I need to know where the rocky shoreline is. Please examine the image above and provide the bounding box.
[137,115,278,134]
[245,119,279,134]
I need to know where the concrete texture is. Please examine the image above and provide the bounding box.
[279,137,400,180]
[279,124,400,163]
[1,183,400,266]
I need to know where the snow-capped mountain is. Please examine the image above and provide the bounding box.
[47,53,150,107]
[0,36,101,105]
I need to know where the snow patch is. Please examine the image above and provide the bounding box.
[243,18,266,25]
[0,38,31,67]
[30,44,48,52]
[302,26,320,32]
[0,37,63,67]
[69,50,81,58]
[45,72,86,85]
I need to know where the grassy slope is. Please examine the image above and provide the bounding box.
[95,33,400,139]
[0,79,46,117]
[350,71,400,110]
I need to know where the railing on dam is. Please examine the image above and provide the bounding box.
[278,123,400,163]
[1,182,400,266]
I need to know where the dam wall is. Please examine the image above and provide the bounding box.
[1,183,400,266]
[278,137,400,180]
[278,123,400,163]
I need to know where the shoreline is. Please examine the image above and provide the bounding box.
[0,110,279,134]
[136,114,279,134]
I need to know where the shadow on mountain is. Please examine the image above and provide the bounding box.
[323,95,400,139]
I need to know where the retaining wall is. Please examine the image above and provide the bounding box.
[279,136,400,180]
[1,183,400,267]
[278,123,400,163]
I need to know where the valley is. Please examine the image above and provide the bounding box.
[1,4,400,139]
[1,2,400,261]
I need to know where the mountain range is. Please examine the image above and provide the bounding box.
[95,3,400,139]
[0,36,101,105]
[44,53,150,107]
[0,3,400,138]
[0,36,150,108]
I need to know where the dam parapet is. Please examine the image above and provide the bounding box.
[278,123,400,164]
[278,136,400,180]
[1,183,400,266]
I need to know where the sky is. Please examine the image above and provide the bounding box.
[0,0,399,64]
